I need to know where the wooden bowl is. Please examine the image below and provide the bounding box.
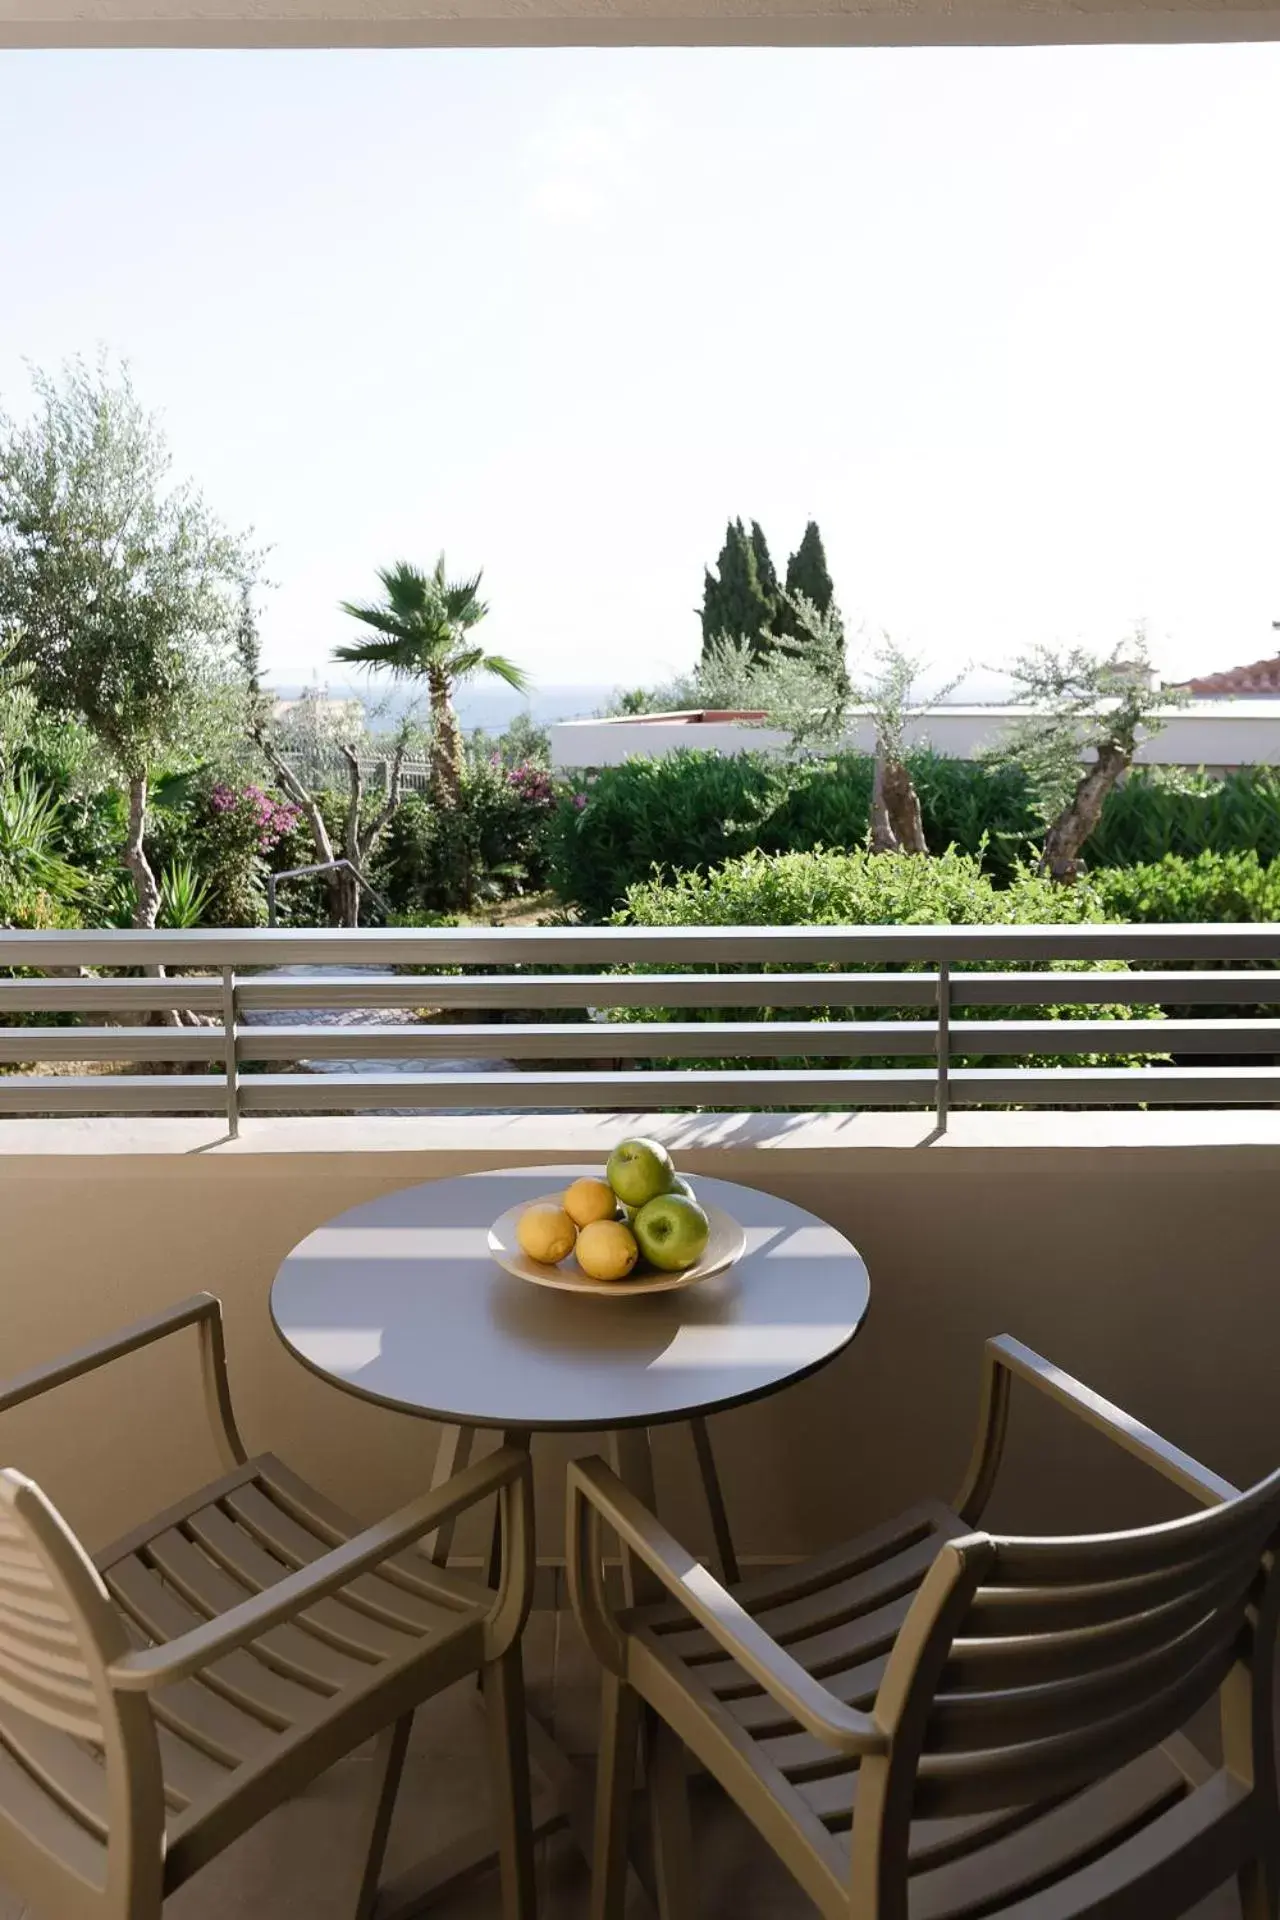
[487,1189,747,1298]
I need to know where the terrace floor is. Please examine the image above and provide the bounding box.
[0,1579,1245,1920]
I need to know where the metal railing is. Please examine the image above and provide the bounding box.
[265,859,392,928]
[1,923,1280,1134]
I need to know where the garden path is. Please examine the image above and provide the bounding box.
[243,964,517,1114]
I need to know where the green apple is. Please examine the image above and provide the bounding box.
[633,1193,710,1272]
[670,1175,695,1202]
[606,1137,675,1210]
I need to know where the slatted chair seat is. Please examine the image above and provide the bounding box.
[0,1294,537,1920]
[570,1336,1280,1920]
[628,1521,1227,1917]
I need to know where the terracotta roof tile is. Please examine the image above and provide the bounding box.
[1178,655,1280,696]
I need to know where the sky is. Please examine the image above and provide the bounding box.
[0,44,1278,700]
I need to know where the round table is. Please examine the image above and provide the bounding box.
[270,1166,869,1437]
[269,1166,870,1914]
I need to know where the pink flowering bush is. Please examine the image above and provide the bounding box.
[209,782,300,850]
[174,778,304,925]
[506,763,556,808]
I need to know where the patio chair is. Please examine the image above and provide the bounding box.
[0,1291,536,1920]
[569,1334,1280,1920]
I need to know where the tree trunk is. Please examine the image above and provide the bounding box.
[428,669,463,809]
[337,746,366,929]
[869,752,900,853]
[123,772,161,929]
[1039,740,1130,882]
[255,727,344,925]
[882,757,928,854]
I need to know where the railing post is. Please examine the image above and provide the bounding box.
[221,968,240,1139]
[936,962,951,1134]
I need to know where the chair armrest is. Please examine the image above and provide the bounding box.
[0,1293,246,1472]
[954,1334,1237,1526]
[566,1458,885,1760]
[109,1444,533,1693]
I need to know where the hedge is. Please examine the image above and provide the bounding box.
[548,751,1280,919]
[606,847,1164,1071]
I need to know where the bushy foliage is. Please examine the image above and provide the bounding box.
[619,843,1088,931]
[0,773,84,927]
[372,756,560,918]
[609,846,1162,1074]
[549,750,1043,917]
[550,750,1280,918]
[1087,850,1280,923]
[1084,768,1280,868]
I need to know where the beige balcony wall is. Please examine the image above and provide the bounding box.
[0,1112,1274,1567]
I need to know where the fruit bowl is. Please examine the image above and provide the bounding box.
[488,1190,747,1298]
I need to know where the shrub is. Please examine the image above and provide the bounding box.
[547,750,1280,919]
[151,776,300,926]
[1084,767,1280,868]
[373,757,560,918]
[1087,850,1280,923]
[548,750,1043,917]
[609,846,1162,1074]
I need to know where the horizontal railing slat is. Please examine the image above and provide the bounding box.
[2,970,1277,1019]
[234,971,948,1011]
[230,1019,1280,1063]
[7,1062,1280,1115]
[0,979,225,1013]
[0,1029,224,1064]
[0,1077,227,1115]
[4,924,1280,968]
[218,969,1280,1012]
[229,1066,1280,1113]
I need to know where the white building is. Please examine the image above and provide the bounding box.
[551,698,1280,774]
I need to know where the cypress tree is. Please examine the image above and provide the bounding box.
[749,521,779,611]
[784,520,835,615]
[700,518,777,660]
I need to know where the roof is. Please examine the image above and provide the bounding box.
[1177,655,1280,697]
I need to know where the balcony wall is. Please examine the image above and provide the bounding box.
[2,1110,1277,1568]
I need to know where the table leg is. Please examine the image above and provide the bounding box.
[607,1425,659,1604]
[378,1427,655,1920]
[488,1428,532,1593]
[689,1415,740,1588]
[424,1423,475,1566]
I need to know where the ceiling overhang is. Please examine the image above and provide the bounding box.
[4,0,1280,45]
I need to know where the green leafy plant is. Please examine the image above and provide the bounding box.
[608,845,1163,1078]
[548,749,1044,918]
[1087,850,1280,924]
[0,771,84,925]
[158,857,213,929]
[373,757,561,918]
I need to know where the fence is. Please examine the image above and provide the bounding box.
[1,924,1279,1132]
[278,751,433,793]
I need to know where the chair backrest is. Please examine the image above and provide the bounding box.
[0,1470,163,1919]
[855,1462,1280,1903]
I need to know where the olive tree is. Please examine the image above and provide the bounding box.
[858,640,933,854]
[0,358,257,926]
[994,635,1178,881]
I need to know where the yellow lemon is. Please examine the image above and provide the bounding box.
[562,1177,619,1228]
[516,1205,577,1266]
[575,1219,640,1283]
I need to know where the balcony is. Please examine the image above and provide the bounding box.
[0,922,1275,1917]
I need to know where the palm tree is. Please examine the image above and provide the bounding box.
[333,556,528,807]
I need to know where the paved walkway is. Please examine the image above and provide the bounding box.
[243,964,518,1114]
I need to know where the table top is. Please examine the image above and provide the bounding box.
[269,1167,870,1432]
